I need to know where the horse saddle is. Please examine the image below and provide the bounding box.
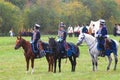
[31,41,46,58]
[58,42,76,57]
[105,38,112,50]
[37,41,46,58]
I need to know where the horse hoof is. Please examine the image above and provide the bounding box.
[107,67,110,71]
[114,68,116,71]
[26,71,29,74]
[71,71,75,72]
[54,71,56,73]
[59,71,61,73]
[71,70,75,72]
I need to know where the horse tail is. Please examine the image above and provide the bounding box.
[112,39,119,56]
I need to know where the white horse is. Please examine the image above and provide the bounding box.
[77,33,119,71]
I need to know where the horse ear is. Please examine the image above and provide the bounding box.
[20,35,21,39]
[17,36,19,39]
[18,31,22,39]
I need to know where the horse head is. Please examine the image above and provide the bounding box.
[48,37,57,49]
[14,36,24,49]
[76,33,85,46]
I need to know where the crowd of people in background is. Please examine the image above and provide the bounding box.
[67,24,90,37]
[9,23,120,38]
[19,28,33,36]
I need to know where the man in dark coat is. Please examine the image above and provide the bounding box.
[31,24,41,57]
[82,24,88,33]
[57,22,70,56]
[96,19,108,57]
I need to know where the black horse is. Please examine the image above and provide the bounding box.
[49,37,80,73]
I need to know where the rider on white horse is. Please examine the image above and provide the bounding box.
[96,19,108,57]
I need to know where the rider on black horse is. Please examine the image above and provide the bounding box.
[96,19,108,57]
[57,22,69,56]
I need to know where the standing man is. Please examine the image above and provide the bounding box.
[91,24,95,37]
[9,28,14,37]
[96,19,108,57]
[67,25,73,37]
[113,24,117,36]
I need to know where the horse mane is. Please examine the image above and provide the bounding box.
[20,38,32,53]
[84,33,95,40]
[49,38,59,53]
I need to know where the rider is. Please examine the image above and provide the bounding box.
[57,22,69,55]
[82,24,88,33]
[31,24,41,57]
[96,19,108,57]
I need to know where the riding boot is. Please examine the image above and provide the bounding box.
[39,50,46,58]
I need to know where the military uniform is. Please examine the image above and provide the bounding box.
[57,22,69,54]
[96,19,108,57]
[31,24,41,54]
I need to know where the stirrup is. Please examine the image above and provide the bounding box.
[40,50,46,57]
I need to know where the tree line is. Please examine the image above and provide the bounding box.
[0,0,120,36]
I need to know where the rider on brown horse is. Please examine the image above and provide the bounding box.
[31,24,42,58]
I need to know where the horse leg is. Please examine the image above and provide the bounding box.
[73,56,76,72]
[113,55,118,70]
[46,55,50,72]
[69,56,74,72]
[48,57,51,72]
[58,58,61,72]
[50,56,53,72]
[92,60,95,71]
[91,55,95,71]
[94,56,98,71]
[50,59,52,72]
[107,56,112,71]
[25,58,30,73]
[54,58,57,73]
[31,58,34,74]
[51,56,54,72]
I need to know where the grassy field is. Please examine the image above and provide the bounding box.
[0,35,120,80]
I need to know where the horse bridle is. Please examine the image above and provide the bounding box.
[82,33,97,51]
[77,33,85,45]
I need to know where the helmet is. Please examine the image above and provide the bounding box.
[59,22,65,28]
[34,24,40,29]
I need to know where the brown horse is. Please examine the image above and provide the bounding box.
[14,36,54,74]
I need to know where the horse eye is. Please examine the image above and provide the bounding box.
[81,37,83,39]
[16,40,20,44]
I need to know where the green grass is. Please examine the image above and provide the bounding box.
[0,35,120,80]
